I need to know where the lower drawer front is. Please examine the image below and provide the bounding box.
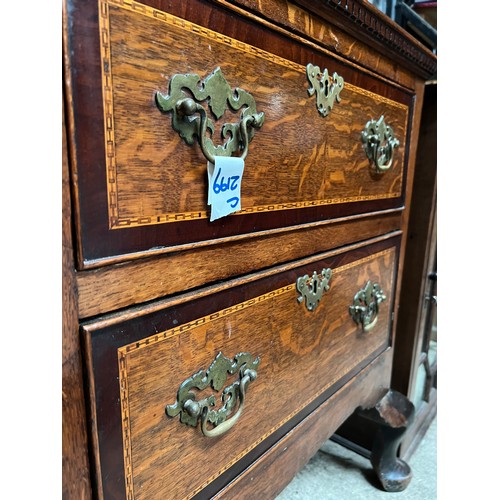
[83,236,399,499]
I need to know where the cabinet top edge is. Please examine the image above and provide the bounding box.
[290,0,436,79]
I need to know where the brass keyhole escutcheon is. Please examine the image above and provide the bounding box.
[296,268,332,312]
[306,63,344,117]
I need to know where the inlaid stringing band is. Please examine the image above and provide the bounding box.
[98,0,408,230]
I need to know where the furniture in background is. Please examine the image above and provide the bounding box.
[368,0,437,54]
[62,1,436,498]
[394,1,437,53]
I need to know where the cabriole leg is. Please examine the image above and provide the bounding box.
[358,389,415,492]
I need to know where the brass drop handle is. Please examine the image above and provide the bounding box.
[359,311,379,332]
[349,280,387,332]
[165,352,260,438]
[361,116,400,173]
[175,98,261,163]
[156,67,264,164]
[199,368,257,437]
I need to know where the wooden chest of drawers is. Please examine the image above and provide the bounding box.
[62,1,436,498]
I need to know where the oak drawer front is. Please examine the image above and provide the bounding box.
[66,0,412,265]
[82,236,399,499]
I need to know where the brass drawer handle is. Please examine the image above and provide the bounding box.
[349,280,387,331]
[296,268,332,312]
[165,352,260,438]
[306,63,344,117]
[156,67,265,164]
[361,116,400,173]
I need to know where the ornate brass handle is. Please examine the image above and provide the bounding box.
[165,352,260,438]
[296,268,332,312]
[200,368,255,437]
[156,67,265,164]
[361,116,400,173]
[349,280,387,331]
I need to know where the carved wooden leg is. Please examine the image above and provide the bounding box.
[357,389,415,492]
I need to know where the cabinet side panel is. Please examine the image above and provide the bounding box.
[62,94,92,498]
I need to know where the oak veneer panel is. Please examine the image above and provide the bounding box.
[107,3,408,223]
[66,0,413,265]
[82,236,399,499]
[77,211,402,318]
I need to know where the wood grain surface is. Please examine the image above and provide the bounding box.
[293,0,437,79]
[104,1,408,226]
[387,78,425,350]
[82,237,398,499]
[216,0,419,90]
[65,0,413,265]
[77,211,402,318]
[215,348,393,499]
[392,82,437,459]
[63,1,434,498]
[392,82,437,398]
[62,96,92,499]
